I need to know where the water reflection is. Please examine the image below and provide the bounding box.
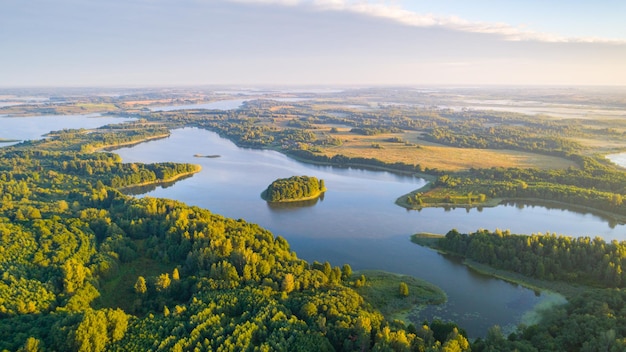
[121,174,196,196]
[501,200,622,228]
[265,193,325,210]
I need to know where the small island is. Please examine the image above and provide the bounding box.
[262,175,326,202]
[193,154,221,158]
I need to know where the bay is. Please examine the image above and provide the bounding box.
[112,127,623,337]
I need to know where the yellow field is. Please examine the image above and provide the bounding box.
[315,128,577,171]
[74,103,118,111]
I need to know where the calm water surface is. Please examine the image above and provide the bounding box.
[113,127,625,337]
[607,153,626,169]
[150,99,247,111]
[0,114,135,147]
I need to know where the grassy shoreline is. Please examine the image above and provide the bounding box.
[92,133,171,153]
[353,269,447,323]
[283,149,437,180]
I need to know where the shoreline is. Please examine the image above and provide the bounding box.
[353,269,447,324]
[283,149,437,180]
[410,233,585,298]
[260,187,327,203]
[397,191,626,225]
[116,166,202,191]
[92,133,171,153]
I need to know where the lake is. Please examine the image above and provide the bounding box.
[607,152,626,169]
[150,99,248,111]
[112,127,625,337]
[0,113,135,147]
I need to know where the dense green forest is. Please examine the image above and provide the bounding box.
[262,176,326,202]
[0,123,473,351]
[438,229,626,287]
[417,229,626,351]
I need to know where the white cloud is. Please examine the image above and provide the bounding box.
[225,0,625,44]
[227,0,301,6]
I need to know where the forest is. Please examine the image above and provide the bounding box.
[416,229,626,351]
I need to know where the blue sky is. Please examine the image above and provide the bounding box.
[400,0,626,41]
[1,0,625,87]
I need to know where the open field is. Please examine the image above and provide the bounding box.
[0,102,119,116]
[97,254,176,313]
[313,127,577,171]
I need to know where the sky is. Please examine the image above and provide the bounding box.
[1,0,625,87]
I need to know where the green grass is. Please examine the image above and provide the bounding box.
[353,270,446,323]
[96,250,175,312]
[75,103,118,110]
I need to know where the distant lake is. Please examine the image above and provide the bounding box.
[607,152,626,169]
[149,97,309,112]
[113,127,624,337]
[149,99,248,111]
[0,114,134,147]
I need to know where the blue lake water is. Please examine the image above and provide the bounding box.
[0,114,135,147]
[112,127,622,337]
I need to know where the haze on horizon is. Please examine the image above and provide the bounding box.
[1,0,625,87]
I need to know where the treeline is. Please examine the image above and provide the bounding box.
[263,176,326,202]
[109,162,199,188]
[288,149,443,176]
[425,154,626,216]
[439,229,626,287]
[423,124,581,157]
[45,122,169,152]
[466,155,626,193]
[350,127,402,136]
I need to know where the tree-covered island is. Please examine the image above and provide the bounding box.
[262,175,327,202]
